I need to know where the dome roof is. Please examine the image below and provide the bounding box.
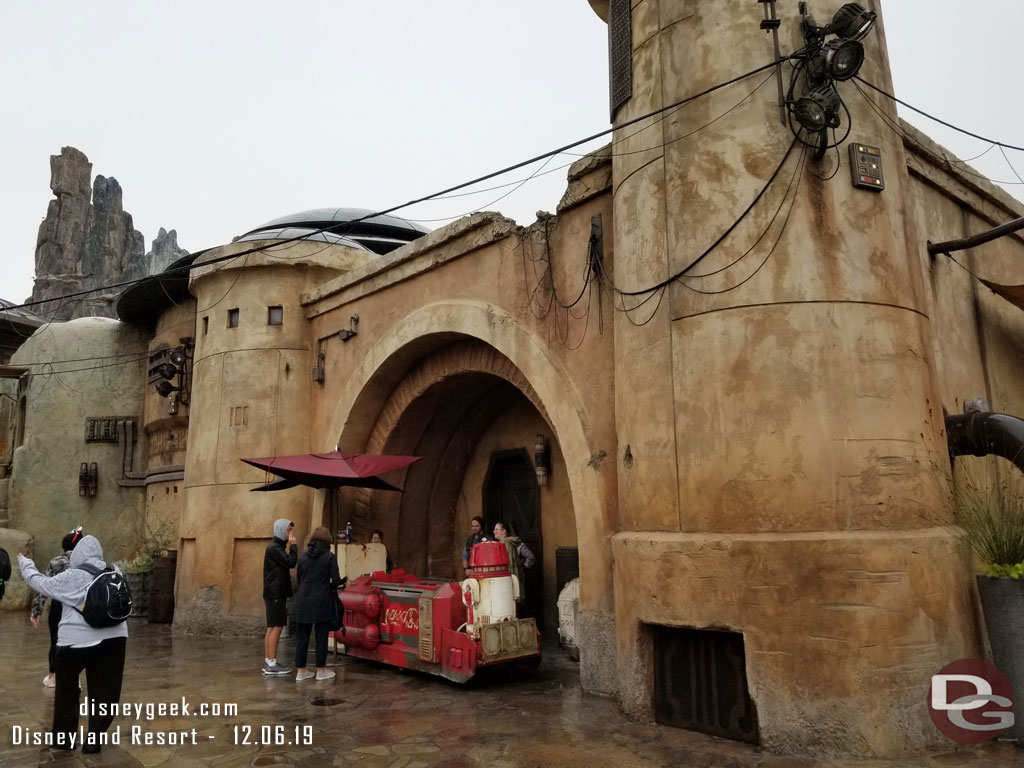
[240,207,430,255]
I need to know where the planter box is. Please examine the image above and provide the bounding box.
[976,576,1024,743]
[125,571,150,617]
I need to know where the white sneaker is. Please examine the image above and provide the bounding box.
[295,669,315,682]
[315,669,335,682]
[43,674,55,688]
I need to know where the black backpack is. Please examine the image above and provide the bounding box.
[75,563,132,627]
[0,548,10,600]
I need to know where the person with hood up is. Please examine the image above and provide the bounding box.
[18,535,128,754]
[293,526,344,682]
[263,518,298,675]
[30,526,84,688]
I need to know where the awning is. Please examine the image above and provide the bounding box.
[981,279,1024,313]
[241,451,420,492]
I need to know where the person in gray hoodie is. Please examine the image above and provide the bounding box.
[18,535,128,754]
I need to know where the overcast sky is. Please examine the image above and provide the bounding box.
[1,1,1022,306]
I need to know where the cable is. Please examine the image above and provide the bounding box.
[852,82,1024,187]
[854,77,1024,153]
[4,56,797,316]
[603,134,802,297]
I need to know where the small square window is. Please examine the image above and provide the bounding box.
[268,306,283,326]
[202,316,209,335]
[227,308,239,328]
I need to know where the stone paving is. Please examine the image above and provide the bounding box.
[0,617,1020,767]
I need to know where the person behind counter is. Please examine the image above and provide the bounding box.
[18,535,128,754]
[262,518,297,676]
[30,527,84,688]
[294,526,345,682]
[461,516,489,570]
[370,529,394,573]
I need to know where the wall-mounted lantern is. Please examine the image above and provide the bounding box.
[534,434,550,487]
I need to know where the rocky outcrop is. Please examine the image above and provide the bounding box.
[148,227,189,275]
[32,147,92,321]
[30,147,188,321]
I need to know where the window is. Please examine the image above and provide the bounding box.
[202,316,209,335]
[268,306,283,326]
[227,308,239,328]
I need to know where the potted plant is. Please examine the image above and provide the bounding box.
[953,460,1024,743]
[120,541,166,618]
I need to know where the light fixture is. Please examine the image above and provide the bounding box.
[154,380,178,398]
[338,314,360,342]
[794,84,841,132]
[534,434,550,487]
[821,38,864,81]
[151,337,194,409]
[824,2,876,41]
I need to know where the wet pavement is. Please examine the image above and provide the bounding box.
[0,617,1020,767]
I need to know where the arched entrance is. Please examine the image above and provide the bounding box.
[340,339,573,634]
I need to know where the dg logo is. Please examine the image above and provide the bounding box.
[929,658,1014,744]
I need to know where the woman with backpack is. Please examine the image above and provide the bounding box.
[30,527,84,688]
[293,526,345,682]
[18,535,128,754]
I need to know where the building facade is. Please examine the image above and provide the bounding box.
[5,2,1024,757]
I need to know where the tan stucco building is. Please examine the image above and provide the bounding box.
[5,2,1024,757]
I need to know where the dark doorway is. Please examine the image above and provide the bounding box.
[650,625,759,744]
[483,450,543,628]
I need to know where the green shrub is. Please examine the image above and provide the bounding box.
[953,458,1024,576]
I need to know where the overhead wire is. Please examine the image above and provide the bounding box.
[3,56,795,317]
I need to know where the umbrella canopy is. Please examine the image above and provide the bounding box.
[242,451,420,491]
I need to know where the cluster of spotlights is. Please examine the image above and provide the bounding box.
[788,2,877,147]
[153,339,193,406]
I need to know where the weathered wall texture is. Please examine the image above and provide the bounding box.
[175,241,370,633]
[9,318,149,568]
[604,0,981,757]
[904,123,1024,418]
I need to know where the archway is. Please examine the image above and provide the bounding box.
[326,302,617,692]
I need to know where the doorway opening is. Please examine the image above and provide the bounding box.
[484,449,544,629]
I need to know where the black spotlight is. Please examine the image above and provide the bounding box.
[794,85,841,132]
[826,3,876,41]
[822,38,864,81]
[156,362,178,380]
[154,380,178,398]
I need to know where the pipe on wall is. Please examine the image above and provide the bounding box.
[945,411,1024,473]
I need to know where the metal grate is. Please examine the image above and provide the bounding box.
[418,597,433,662]
[608,0,633,118]
[651,626,759,744]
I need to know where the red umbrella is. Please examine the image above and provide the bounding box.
[242,451,421,547]
[241,451,420,492]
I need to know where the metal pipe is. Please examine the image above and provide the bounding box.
[927,215,1024,257]
[945,411,1024,473]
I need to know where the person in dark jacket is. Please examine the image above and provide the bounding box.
[30,527,84,688]
[262,518,297,676]
[293,526,344,682]
[19,535,128,754]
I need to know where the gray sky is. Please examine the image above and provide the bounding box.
[1,1,1022,306]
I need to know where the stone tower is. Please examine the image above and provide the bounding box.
[595,0,977,756]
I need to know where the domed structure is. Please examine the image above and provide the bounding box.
[239,207,430,255]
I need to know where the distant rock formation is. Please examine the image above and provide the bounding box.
[147,227,189,275]
[30,146,188,321]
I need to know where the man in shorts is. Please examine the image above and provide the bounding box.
[263,519,297,675]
